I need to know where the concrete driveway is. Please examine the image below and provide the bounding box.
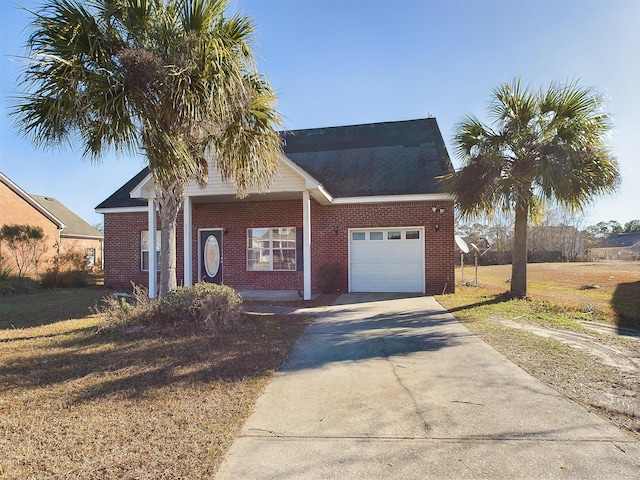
[216,294,640,479]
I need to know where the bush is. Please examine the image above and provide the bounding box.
[318,262,343,293]
[0,275,40,296]
[57,250,88,271]
[40,269,92,289]
[97,283,243,333]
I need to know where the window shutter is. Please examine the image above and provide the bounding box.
[296,227,303,271]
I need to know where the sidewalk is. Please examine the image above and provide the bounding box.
[216,294,640,479]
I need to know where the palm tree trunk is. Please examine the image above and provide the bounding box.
[155,181,183,297]
[511,200,528,297]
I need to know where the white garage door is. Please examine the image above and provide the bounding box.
[349,228,424,293]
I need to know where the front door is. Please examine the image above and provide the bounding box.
[199,229,223,284]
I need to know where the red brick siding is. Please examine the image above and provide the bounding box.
[192,200,304,290]
[59,237,103,268]
[311,201,455,294]
[103,199,455,295]
[0,181,60,271]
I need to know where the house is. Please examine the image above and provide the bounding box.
[0,171,103,273]
[588,232,640,261]
[96,118,455,298]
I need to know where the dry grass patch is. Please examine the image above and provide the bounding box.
[461,262,640,329]
[0,291,313,479]
[438,282,640,439]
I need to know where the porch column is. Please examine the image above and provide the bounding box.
[183,196,193,286]
[303,190,312,300]
[148,196,157,298]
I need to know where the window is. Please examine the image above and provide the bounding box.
[141,230,161,271]
[85,248,96,267]
[352,232,365,241]
[370,231,384,240]
[406,230,420,240]
[247,227,296,271]
[387,231,402,240]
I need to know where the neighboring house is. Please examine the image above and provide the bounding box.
[588,232,640,261]
[96,118,455,298]
[0,171,103,272]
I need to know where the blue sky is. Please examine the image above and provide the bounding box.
[1,0,638,228]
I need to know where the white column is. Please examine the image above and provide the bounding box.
[183,196,192,287]
[148,197,157,298]
[303,190,312,300]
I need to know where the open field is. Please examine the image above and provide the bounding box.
[0,289,313,479]
[438,261,640,439]
[456,261,640,329]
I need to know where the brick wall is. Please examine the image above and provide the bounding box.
[0,181,61,272]
[103,199,455,295]
[59,237,103,269]
[311,201,455,294]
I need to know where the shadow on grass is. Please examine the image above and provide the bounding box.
[611,280,640,332]
[444,291,513,314]
[0,313,312,405]
[0,288,112,329]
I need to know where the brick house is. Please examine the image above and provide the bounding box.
[0,172,103,273]
[96,118,455,298]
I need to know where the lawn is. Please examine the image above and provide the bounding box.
[453,261,640,329]
[1,263,638,477]
[0,288,314,479]
[437,261,640,439]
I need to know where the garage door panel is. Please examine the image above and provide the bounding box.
[349,228,424,293]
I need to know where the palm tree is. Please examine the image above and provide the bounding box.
[12,0,283,297]
[444,79,619,297]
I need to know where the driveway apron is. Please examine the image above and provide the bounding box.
[216,294,640,479]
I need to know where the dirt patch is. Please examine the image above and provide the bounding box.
[496,317,640,438]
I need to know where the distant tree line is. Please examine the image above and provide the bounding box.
[456,208,640,265]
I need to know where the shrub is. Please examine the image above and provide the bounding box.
[318,262,343,293]
[97,283,243,333]
[0,275,40,296]
[40,269,92,289]
[57,250,88,271]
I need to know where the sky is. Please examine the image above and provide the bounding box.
[0,0,638,228]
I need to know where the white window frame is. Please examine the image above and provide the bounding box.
[85,248,96,267]
[247,227,296,271]
[141,230,161,272]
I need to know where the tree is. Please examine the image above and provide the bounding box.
[443,79,620,297]
[12,0,283,297]
[0,224,49,278]
[624,220,640,233]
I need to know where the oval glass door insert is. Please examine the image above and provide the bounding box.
[204,235,220,278]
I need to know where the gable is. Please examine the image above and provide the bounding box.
[96,117,454,211]
[0,172,64,229]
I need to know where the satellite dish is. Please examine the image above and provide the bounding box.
[455,235,470,253]
[470,242,481,253]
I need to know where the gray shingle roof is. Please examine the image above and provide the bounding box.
[597,232,640,248]
[283,118,453,197]
[31,195,103,239]
[96,118,453,209]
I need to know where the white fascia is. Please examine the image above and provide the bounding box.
[129,172,155,199]
[278,154,333,204]
[331,193,455,204]
[95,206,148,214]
[0,172,66,229]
